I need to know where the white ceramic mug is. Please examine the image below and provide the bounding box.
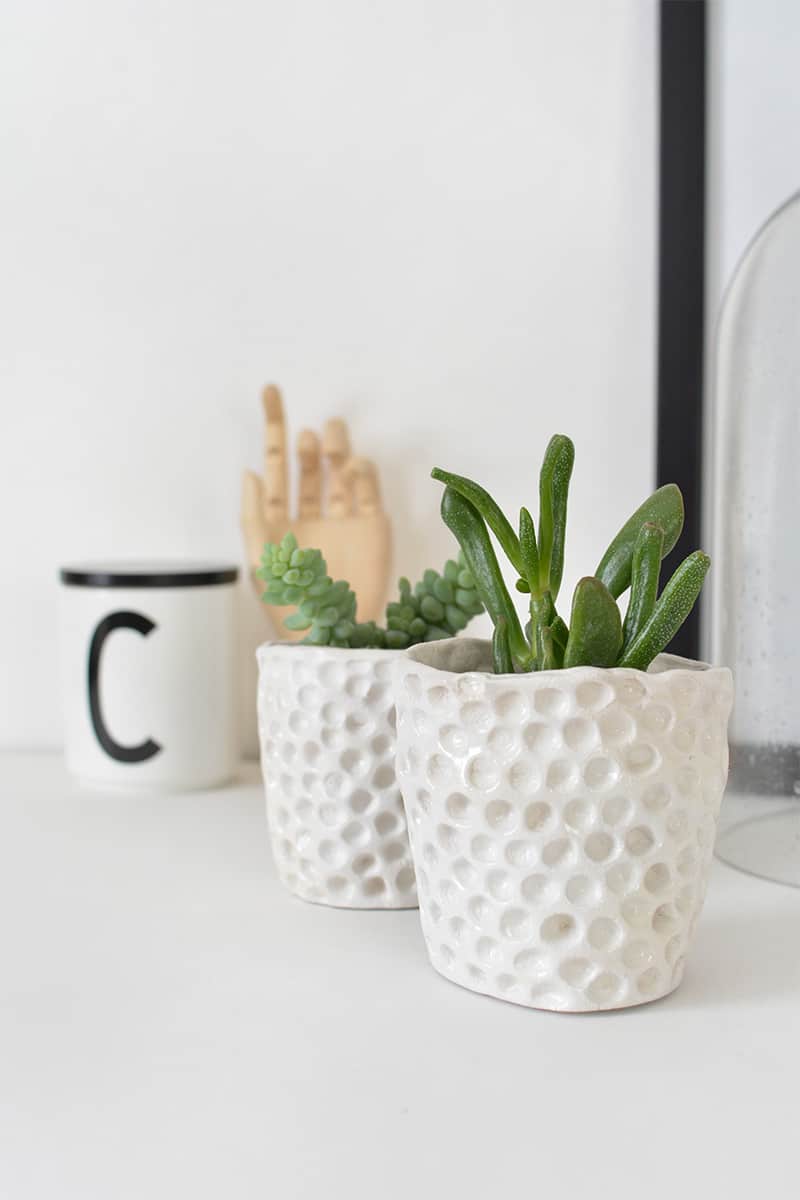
[59,562,239,791]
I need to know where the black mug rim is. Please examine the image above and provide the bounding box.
[59,563,239,588]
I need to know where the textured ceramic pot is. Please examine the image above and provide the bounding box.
[393,638,733,1012]
[257,643,417,908]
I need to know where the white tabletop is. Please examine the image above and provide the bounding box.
[1,753,798,1200]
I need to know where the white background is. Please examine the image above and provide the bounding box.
[4,0,798,751]
[0,0,658,748]
[701,0,800,655]
[708,0,800,310]
[1,757,797,1200]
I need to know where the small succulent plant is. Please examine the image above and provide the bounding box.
[258,532,484,649]
[433,435,709,674]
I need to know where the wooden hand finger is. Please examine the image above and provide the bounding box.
[241,470,267,567]
[322,416,352,518]
[297,429,322,519]
[344,457,383,516]
[262,384,289,525]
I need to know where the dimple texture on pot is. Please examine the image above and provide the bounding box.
[257,643,416,908]
[393,639,733,1011]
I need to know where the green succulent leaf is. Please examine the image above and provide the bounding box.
[385,629,411,649]
[518,506,540,592]
[550,615,568,666]
[536,625,559,671]
[538,434,574,602]
[618,551,710,671]
[492,617,514,674]
[621,522,664,654]
[595,484,684,598]
[283,612,312,631]
[563,576,622,668]
[431,468,524,575]
[440,486,529,667]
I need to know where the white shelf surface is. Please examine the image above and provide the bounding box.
[1,753,798,1200]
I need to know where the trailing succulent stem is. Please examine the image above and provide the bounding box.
[258,532,483,649]
[432,435,709,675]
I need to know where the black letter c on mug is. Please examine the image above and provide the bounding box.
[87,611,162,763]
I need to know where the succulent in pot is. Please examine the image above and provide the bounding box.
[392,437,733,1009]
[256,533,483,908]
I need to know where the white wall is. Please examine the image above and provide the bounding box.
[0,0,657,749]
[703,0,800,656]
[708,0,800,312]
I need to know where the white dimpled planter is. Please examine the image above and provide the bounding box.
[393,639,733,1012]
[257,643,417,908]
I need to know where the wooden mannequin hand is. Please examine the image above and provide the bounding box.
[241,385,392,635]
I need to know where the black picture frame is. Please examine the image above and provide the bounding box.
[656,0,706,659]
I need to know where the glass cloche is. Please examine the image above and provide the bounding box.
[713,192,800,886]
